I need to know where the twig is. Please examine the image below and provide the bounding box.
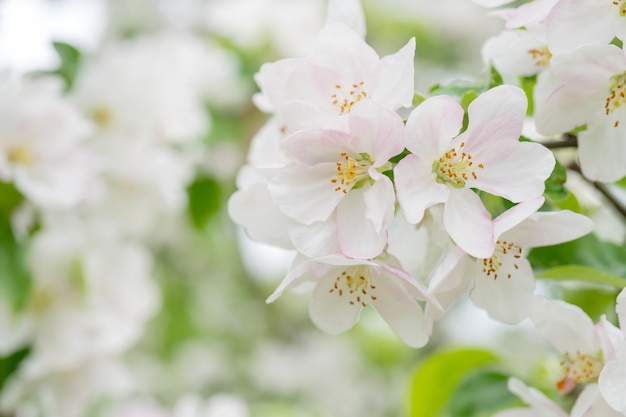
[569,162,626,220]
[541,133,578,149]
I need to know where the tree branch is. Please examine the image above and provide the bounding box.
[541,133,578,149]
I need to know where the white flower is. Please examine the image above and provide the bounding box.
[268,99,404,259]
[267,253,431,348]
[254,21,415,133]
[535,44,626,182]
[394,85,555,258]
[0,76,95,208]
[546,0,626,54]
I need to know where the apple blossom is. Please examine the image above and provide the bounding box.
[268,99,404,259]
[394,85,555,258]
[267,253,432,348]
[535,44,626,182]
[253,21,415,132]
[546,0,626,54]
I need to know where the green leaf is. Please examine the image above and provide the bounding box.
[447,371,518,417]
[428,81,487,100]
[519,75,537,116]
[529,234,626,284]
[413,91,427,108]
[0,237,32,312]
[489,64,503,88]
[536,265,626,289]
[52,42,82,89]
[187,176,221,229]
[0,347,29,392]
[408,347,497,417]
[543,158,569,203]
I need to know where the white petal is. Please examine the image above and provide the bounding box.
[470,257,535,324]
[529,296,599,354]
[228,184,294,249]
[617,288,626,334]
[369,38,416,110]
[325,0,366,38]
[460,85,527,151]
[578,119,626,183]
[571,383,623,417]
[363,176,395,233]
[268,162,344,224]
[336,186,387,259]
[394,154,449,224]
[469,140,555,203]
[506,378,568,417]
[309,271,363,334]
[404,95,464,156]
[493,197,545,239]
[288,216,340,258]
[371,274,430,347]
[599,359,626,414]
[503,210,594,248]
[348,100,405,163]
[444,188,494,259]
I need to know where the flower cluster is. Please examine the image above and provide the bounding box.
[228,0,595,349]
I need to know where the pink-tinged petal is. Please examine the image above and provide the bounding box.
[599,359,626,414]
[266,257,316,303]
[529,296,599,354]
[371,276,429,348]
[571,383,623,417]
[309,271,363,334]
[288,216,340,258]
[404,95,464,157]
[497,0,559,29]
[368,37,416,110]
[268,162,344,224]
[468,140,554,202]
[481,30,549,77]
[228,184,294,249]
[278,100,338,132]
[281,128,350,165]
[595,317,626,363]
[504,378,568,417]
[394,154,449,224]
[336,186,387,259]
[502,210,594,248]
[493,197,545,239]
[460,85,527,151]
[472,0,516,7]
[254,58,311,111]
[325,0,366,38]
[363,176,395,233]
[425,249,472,329]
[617,288,626,334]
[470,257,534,324]
[444,188,494,259]
[348,100,405,163]
[312,23,379,80]
[578,120,626,182]
[535,82,605,135]
[546,0,616,54]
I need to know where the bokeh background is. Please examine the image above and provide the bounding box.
[2,1,610,416]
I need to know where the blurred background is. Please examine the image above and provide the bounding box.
[0,1,586,416]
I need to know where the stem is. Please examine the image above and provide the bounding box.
[569,162,626,221]
[541,133,578,149]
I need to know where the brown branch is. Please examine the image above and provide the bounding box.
[541,133,578,149]
[569,162,626,220]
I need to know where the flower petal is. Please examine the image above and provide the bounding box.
[502,210,594,248]
[444,188,494,259]
[470,257,535,324]
[404,95,464,157]
[309,270,363,334]
[394,154,449,224]
[368,37,416,110]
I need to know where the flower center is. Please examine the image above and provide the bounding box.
[605,72,626,127]
[612,0,626,16]
[556,350,603,393]
[527,46,552,68]
[328,268,378,307]
[91,105,113,127]
[330,152,372,194]
[7,144,34,166]
[481,240,523,280]
[330,81,368,115]
[432,141,483,188]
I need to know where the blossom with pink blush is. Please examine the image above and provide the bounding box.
[394,85,555,259]
[267,254,431,348]
[254,22,415,133]
[268,99,404,259]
